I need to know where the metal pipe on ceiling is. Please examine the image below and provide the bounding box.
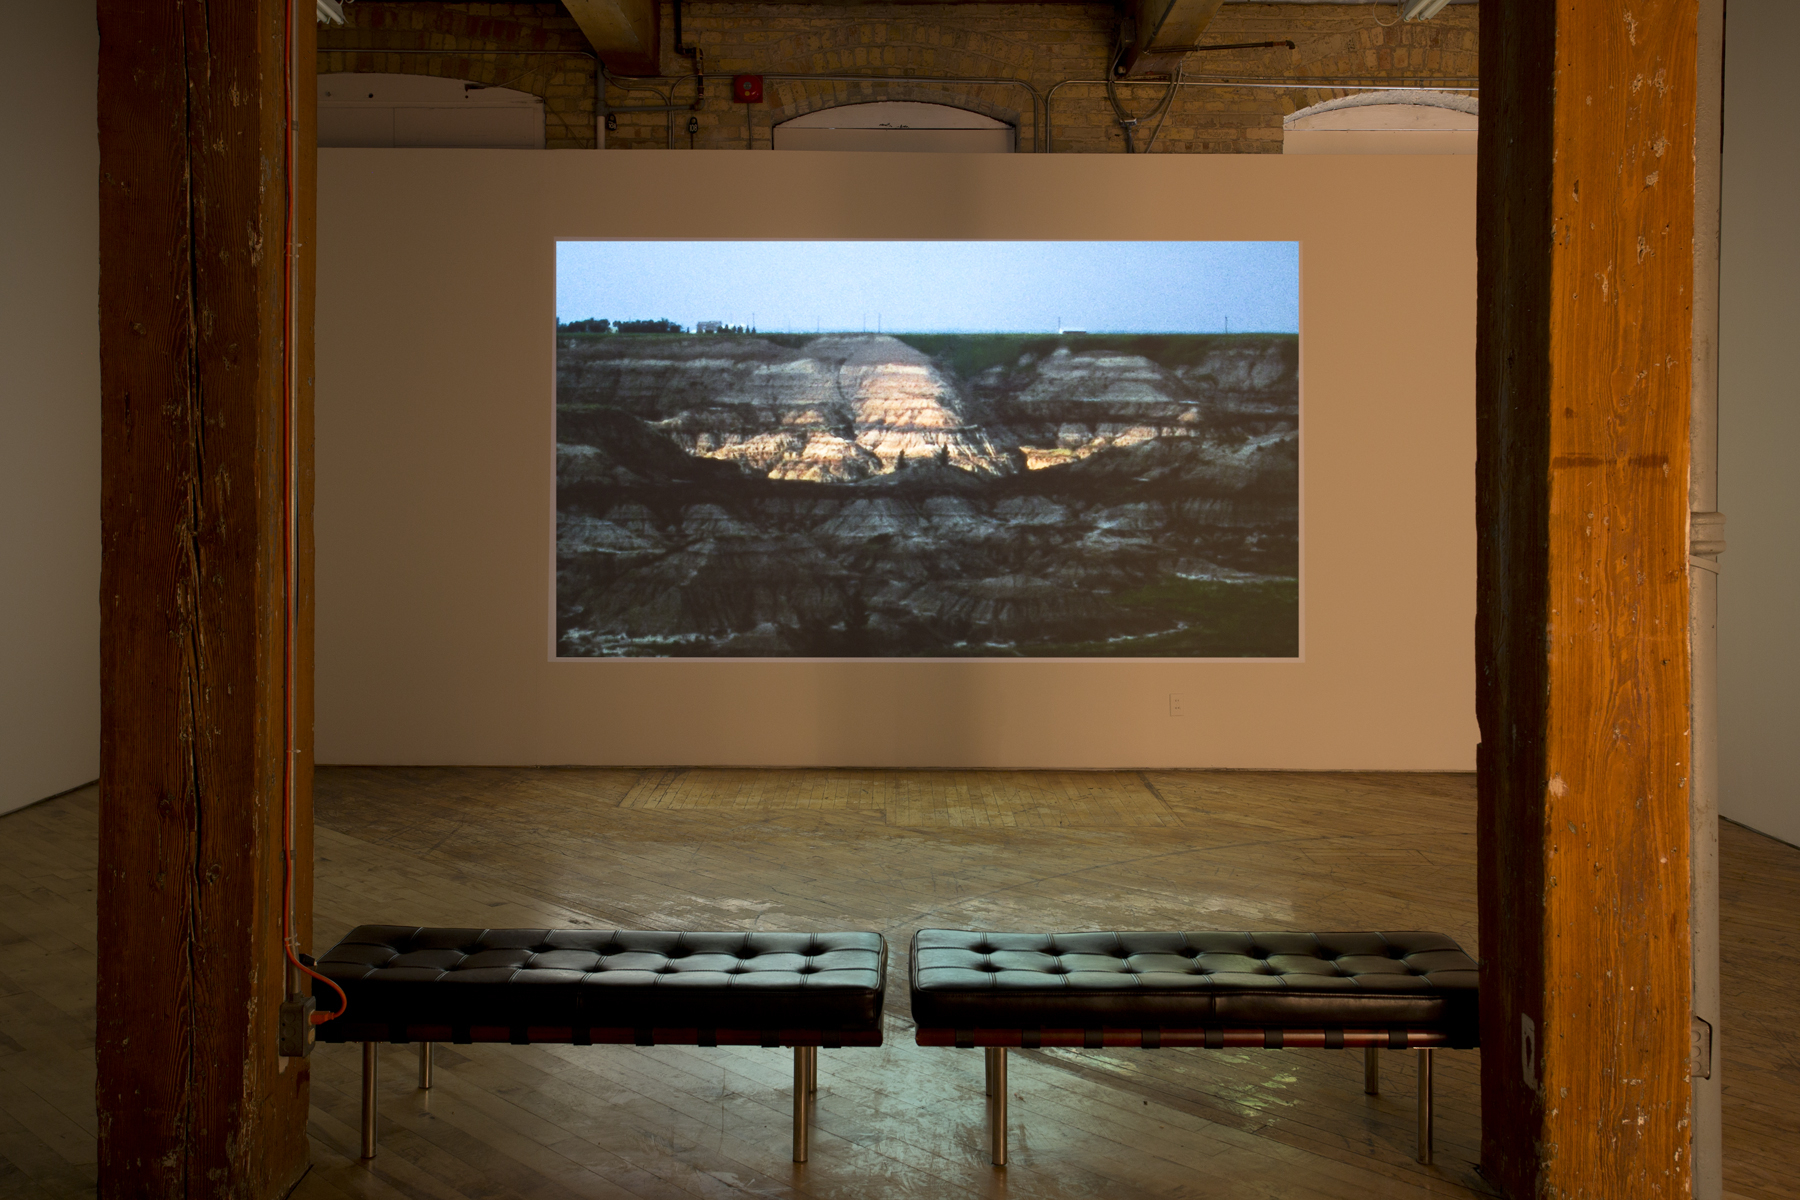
[1150,40,1297,54]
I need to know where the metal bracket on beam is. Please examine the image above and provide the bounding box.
[1117,0,1225,78]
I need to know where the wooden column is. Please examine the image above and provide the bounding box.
[96,2,316,1196]
[1477,3,1696,1197]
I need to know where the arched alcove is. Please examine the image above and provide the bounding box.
[319,73,545,149]
[1283,90,1477,156]
[772,101,1014,153]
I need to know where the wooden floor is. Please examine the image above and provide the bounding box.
[0,770,1794,1199]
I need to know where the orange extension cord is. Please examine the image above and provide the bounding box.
[280,0,348,1029]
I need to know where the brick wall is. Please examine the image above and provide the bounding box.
[322,2,1476,153]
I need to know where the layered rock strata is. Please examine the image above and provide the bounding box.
[555,331,1299,656]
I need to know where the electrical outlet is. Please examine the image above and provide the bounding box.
[1169,693,1186,717]
[1690,1015,1713,1079]
[279,995,316,1058]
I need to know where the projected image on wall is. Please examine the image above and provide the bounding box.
[555,240,1300,659]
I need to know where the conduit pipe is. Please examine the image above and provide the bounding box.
[1180,72,1476,86]
[1104,37,1178,153]
[318,47,1479,155]
[1103,41,1296,151]
[284,0,347,1037]
[671,0,706,111]
[1688,1,1725,1195]
[1128,39,1295,63]
[599,68,686,147]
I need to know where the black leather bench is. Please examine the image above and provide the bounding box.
[313,925,888,1162]
[910,928,1479,1166]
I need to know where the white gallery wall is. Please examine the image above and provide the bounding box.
[1719,0,1800,847]
[0,8,1785,801]
[314,151,1477,769]
[0,1,100,815]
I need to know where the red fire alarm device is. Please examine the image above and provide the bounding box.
[732,74,764,104]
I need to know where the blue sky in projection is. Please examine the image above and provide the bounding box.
[556,241,1298,334]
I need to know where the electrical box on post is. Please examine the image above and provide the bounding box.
[732,75,764,104]
[279,994,316,1058]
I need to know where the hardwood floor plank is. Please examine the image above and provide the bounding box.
[3,772,1795,1197]
[312,1073,660,1200]
[462,1039,1025,1196]
[307,1093,545,1200]
[0,1064,95,1167]
[0,1105,95,1198]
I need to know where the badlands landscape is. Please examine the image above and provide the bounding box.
[555,330,1298,657]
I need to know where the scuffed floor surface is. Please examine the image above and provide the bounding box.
[0,770,1793,1198]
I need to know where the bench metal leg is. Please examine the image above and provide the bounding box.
[1417,1048,1433,1164]
[360,1042,378,1159]
[419,1042,433,1090]
[984,1048,994,1096]
[986,1047,1007,1167]
[1364,1045,1380,1095]
[792,1046,815,1163]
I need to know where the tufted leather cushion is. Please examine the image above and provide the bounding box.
[910,929,1477,1044]
[314,926,887,1035]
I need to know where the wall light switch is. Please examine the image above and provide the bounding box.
[1169,693,1186,717]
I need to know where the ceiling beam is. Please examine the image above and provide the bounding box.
[564,0,660,77]
[1118,0,1225,77]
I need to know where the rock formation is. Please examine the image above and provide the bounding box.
[554,331,1299,657]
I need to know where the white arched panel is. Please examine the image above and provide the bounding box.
[774,101,1014,153]
[320,73,545,149]
[1284,91,1476,155]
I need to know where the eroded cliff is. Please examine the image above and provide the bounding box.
[555,331,1299,657]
